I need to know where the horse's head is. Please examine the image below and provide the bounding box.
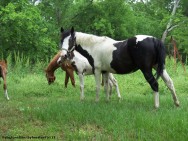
[58,27,76,64]
[45,70,56,85]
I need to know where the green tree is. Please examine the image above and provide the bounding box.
[129,0,188,55]
[0,0,57,61]
[70,0,136,39]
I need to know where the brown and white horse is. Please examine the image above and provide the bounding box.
[45,51,75,87]
[0,60,9,100]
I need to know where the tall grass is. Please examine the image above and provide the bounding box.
[5,51,50,75]
[0,54,188,141]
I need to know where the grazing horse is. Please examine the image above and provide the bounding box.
[58,50,121,100]
[0,60,9,100]
[59,27,180,108]
[45,51,75,87]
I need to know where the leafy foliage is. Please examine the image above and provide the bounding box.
[0,0,57,62]
[0,0,188,62]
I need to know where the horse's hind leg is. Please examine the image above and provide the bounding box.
[78,73,84,101]
[161,69,179,107]
[3,77,9,100]
[103,72,110,101]
[109,73,121,100]
[95,69,102,102]
[142,70,159,108]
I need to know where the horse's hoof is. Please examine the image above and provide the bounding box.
[106,99,110,103]
[154,104,159,109]
[80,97,85,101]
[175,101,180,107]
[6,97,10,100]
[118,97,121,102]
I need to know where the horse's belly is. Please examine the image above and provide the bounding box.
[110,60,138,74]
[113,66,138,74]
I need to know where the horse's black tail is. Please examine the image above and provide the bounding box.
[155,39,166,80]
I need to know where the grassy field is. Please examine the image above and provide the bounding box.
[0,58,188,141]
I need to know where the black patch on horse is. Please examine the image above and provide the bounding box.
[60,30,71,47]
[75,44,95,73]
[127,37,137,48]
[110,40,138,74]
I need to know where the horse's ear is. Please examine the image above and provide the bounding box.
[61,27,64,33]
[71,26,74,35]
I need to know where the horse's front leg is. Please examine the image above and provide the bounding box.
[3,76,9,100]
[103,72,110,101]
[142,70,159,108]
[95,69,101,102]
[109,80,113,97]
[66,68,75,87]
[78,73,84,101]
[64,71,70,88]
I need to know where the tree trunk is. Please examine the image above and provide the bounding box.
[161,0,181,42]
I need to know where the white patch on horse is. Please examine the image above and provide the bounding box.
[75,32,117,73]
[4,89,9,100]
[154,91,159,108]
[135,35,153,44]
[72,51,93,75]
[61,35,71,56]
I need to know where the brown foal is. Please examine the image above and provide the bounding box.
[45,51,75,87]
[0,60,9,100]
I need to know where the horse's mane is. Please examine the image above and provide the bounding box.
[75,32,115,47]
[46,52,61,72]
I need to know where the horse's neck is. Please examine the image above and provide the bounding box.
[73,51,90,67]
[46,54,61,74]
[76,32,104,47]
[75,32,116,49]
[47,62,59,73]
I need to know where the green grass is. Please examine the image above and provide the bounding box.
[0,59,188,141]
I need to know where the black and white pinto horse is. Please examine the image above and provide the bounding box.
[60,27,179,108]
